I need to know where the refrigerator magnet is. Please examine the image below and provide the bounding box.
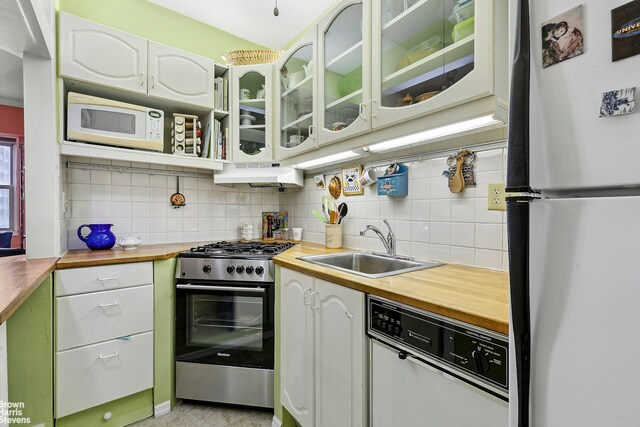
[599,87,636,117]
[611,1,640,62]
[542,5,585,68]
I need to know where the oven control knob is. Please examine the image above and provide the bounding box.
[255,266,265,276]
[246,266,254,275]
[472,350,491,375]
[236,266,245,274]
[227,265,235,274]
[202,265,211,273]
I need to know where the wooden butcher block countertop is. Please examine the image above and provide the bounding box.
[274,242,510,334]
[0,255,58,324]
[56,242,209,269]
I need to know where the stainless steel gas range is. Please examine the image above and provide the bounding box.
[175,241,295,408]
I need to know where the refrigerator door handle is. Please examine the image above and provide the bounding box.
[506,0,531,194]
[507,196,532,427]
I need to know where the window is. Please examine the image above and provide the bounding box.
[0,137,16,230]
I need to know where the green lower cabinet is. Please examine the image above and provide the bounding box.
[55,389,153,427]
[6,274,54,427]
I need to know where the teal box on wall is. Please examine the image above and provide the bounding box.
[377,163,408,196]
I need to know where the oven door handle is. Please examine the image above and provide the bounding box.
[176,284,266,293]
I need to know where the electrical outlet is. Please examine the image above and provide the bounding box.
[487,183,507,211]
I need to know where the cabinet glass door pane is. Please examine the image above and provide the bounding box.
[281,44,314,149]
[239,71,267,157]
[379,0,475,108]
[324,3,363,133]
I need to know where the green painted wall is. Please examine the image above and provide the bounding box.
[58,0,267,62]
[7,275,54,427]
[55,389,152,427]
[153,257,178,408]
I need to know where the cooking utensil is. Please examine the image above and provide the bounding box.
[338,203,348,224]
[329,210,338,224]
[312,210,329,224]
[449,150,468,194]
[170,177,186,208]
[329,176,342,199]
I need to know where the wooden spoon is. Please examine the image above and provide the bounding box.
[449,150,468,194]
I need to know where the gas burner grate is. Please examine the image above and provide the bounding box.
[187,241,296,257]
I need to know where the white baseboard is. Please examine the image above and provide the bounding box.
[154,400,171,418]
[272,415,282,427]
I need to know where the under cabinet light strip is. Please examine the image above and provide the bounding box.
[292,150,361,169]
[63,161,213,179]
[366,115,502,153]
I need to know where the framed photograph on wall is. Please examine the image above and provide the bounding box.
[341,165,364,196]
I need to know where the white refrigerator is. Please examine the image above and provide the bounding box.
[507,0,640,426]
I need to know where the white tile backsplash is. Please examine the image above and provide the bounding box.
[63,159,280,250]
[280,147,509,270]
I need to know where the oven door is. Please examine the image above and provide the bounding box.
[175,281,274,370]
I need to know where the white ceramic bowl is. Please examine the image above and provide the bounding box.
[118,236,143,251]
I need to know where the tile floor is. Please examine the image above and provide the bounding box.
[131,401,274,427]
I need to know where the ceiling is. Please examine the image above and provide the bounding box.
[149,0,337,49]
[0,50,23,106]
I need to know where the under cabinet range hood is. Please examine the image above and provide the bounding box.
[214,164,303,188]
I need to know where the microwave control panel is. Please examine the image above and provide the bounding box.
[368,297,508,392]
[147,109,164,144]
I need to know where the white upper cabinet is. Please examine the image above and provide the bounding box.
[60,13,215,109]
[317,0,372,146]
[371,0,503,129]
[60,13,147,94]
[232,64,273,163]
[274,30,319,160]
[147,41,214,108]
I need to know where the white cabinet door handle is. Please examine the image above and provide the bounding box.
[139,72,144,86]
[309,291,319,310]
[98,275,118,282]
[98,352,118,360]
[150,75,155,89]
[303,288,312,306]
[369,99,378,118]
[359,102,368,120]
[308,125,314,136]
[99,301,119,308]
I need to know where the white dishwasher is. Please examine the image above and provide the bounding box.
[368,296,508,427]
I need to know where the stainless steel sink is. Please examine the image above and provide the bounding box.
[298,251,444,279]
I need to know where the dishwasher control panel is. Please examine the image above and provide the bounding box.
[368,296,508,392]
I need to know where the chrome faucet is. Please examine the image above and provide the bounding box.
[360,219,396,256]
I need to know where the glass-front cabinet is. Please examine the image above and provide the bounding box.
[232,64,273,163]
[371,0,500,129]
[318,0,372,146]
[275,30,318,160]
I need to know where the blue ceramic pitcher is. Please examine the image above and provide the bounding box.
[77,224,116,250]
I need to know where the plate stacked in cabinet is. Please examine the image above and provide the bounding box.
[172,113,203,157]
[54,262,154,419]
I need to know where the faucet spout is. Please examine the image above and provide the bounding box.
[359,219,396,256]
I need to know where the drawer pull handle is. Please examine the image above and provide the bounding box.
[98,275,118,282]
[99,301,119,308]
[99,352,118,360]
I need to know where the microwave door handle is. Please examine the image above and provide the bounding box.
[176,284,265,293]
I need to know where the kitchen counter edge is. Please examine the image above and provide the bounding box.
[273,242,509,335]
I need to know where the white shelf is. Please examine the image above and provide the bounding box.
[326,88,363,110]
[282,113,313,131]
[382,35,475,92]
[213,109,229,120]
[282,75,313,98]
[239,99,266,115]
[383,0,455,45]
[61,140,223,171]
[239,125,266,130]
[326,41,363,75]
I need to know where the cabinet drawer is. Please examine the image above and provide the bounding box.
[55,331,153,418]
[55,262,153,297]
[56,285,153,351]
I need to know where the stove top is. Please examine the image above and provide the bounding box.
[182,241,296,258]
[178,241,295,282]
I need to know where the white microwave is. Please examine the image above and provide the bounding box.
[67,92,164,152]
